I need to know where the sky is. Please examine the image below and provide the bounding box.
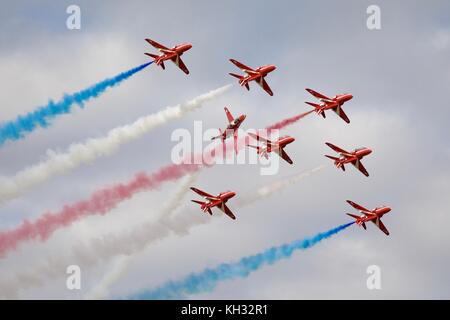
[0,0,449,299]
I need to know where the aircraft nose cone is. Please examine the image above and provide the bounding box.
[284,136,295,143]
[226,191,236,199]
[241,115,247,121]
[386,207,392,213]
[366,148,373,155]
[347,94,353,100]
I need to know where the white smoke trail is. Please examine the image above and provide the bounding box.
[87,166,327,299]
[84,256,131,300]
[236,165,327,207]
[0,85,231,204]
[0,166,323,298]
[84,173,197,300]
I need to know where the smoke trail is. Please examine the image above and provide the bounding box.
[130,222,354,299]
[0,163,199,259]
[0,109,311,256]
[87,167,324,299]
[0,112,315,297]
[255,165,325,197]
[236,165,326,207]
[0,110,312,259]
[83,167,324,299]
[266,110,313,131]
[0,85,231,204]
[0,166,321,298]
[85,256,131,300]
[0,62,152,146]
[84,173,197,300]
[0,198,210,298]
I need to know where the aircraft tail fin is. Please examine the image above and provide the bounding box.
[247,144,261,153]
[346,213,366,229]
[229,73,243,80]
[325,155,339,161]
[211,128,223,141]
[347,213,360,219]
[192,200,212,215]
[306,101,325,117]
[144,53,159,59]
[248,145,269,159]
[229,73,250,90]
[145,53,165,69]
[325,155,344,170]
[305,101,321,109]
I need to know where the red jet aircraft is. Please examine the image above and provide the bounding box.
[229,59,276,96]
[346,200,392,236]
[325,142,372,177]
[144,38,192,74]
[305,88,353,123]
[247,133,295,164]
[211,107,246,154]
[191,187,237,220]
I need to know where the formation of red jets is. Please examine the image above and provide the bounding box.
[144,38,392,236]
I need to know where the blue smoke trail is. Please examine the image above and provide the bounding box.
[0,62,152,146]
[130,221,354,299]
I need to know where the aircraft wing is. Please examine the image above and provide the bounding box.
[325,142,350,155]
[224,107,234,123]
[351,159,369,177]
[230,59,256,74]
[256,77,273,96]
[278,148,293,164]
[145,39,171,52]
[372,218,390,235]
[347,200,372,214]
[218,202,236,220]
[191,187,216,199]
[306,88,332,101]
[248,132,272,145]
[333,106,350,123]
[170,56,189,74]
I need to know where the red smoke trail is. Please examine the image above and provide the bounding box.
[0,111,311,258]
[0,164,199,258]
[266,110,313,131]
